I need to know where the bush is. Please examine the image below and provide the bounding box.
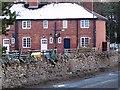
[2,46,7,53]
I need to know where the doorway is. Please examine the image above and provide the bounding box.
[41,38,48,51]
[64,38,70,49]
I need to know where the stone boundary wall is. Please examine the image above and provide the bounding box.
[0,51,119,89]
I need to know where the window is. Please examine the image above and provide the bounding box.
[43,20,48,29]
[63,20,67,28]
[49,37,53,44]
[58,37,62,44]
[80,20,89,28]
[80,37,90,47]
[11,38,15,44]
[22,21,31,29]
[42,39,47,44]
[3,39,9,44]
[22,37,31,48]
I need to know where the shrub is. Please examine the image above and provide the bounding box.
[2,46,7,53]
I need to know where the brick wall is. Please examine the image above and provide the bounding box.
[10,20,94,52]
[2,19,106,53]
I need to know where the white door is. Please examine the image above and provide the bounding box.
[41,38,48,51]
[3,39,10,53]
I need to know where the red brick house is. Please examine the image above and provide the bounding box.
[2,1,107,53]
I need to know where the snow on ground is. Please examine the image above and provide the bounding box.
[10,3,97,19]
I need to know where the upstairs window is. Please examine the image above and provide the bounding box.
[22,21,31,29]
[80,20,89,28]
[43,20,48,29]
[63,20,67,28]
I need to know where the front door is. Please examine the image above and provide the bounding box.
[3,39,10,53]
[102,42,107,51]
[64,38,70,49]
[41,38,48,51]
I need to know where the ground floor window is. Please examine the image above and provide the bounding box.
[22,37,31,48]
[49,37,53,44]
[58,37,62,44]
[80,37,90,48]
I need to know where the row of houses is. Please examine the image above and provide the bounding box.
[1,0,109,53]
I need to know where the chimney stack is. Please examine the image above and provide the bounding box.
[27,0,39,8]
[83,2,93,11]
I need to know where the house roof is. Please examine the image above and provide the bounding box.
[83,7,107,20]
[10,3,98,20]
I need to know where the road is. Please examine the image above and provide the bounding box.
[27,70,119,88]
[53,71,119,88]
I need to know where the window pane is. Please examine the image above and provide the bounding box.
[85,38,89,47]
[85,20,89,27]
[27,21,31,28]
[42,40,47,44]
[23,38,26,47]
[27,38,30,47]
[4,40,9,44]
[81,20,84,27]
[23,21,26,28]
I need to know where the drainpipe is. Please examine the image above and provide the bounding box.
[76,20,79,48]
[54,21,57,50]
[93,18,96,48]
[92,1,96,48]
[14,20,19,50]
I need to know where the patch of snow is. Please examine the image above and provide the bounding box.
[10,3,97,19]
[0,16,9,19]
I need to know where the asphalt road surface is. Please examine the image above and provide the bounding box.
[26,70,119,88]
[53,71,119,88]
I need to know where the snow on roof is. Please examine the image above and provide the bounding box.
[0,16,9,19]
[10,3,97,19]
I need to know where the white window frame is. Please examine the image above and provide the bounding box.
[58,37,62,44]
[3,39,9,44]
[22,21,31,29]
[22,37,31,48]
[49,37,53,44]
[6,25,10,30]
[11,38,15,44]
[80,37,90,48]
[80,20,89,28]
[43,20,48,29]
[63,20,67,28]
